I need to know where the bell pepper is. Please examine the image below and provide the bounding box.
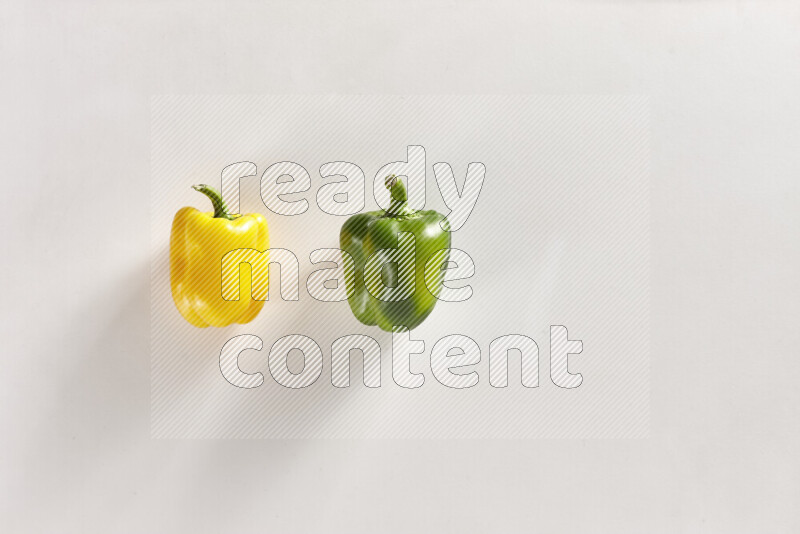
[170,185,269,328]
[340,175,451,331]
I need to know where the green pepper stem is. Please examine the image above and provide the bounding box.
[192,184,235,220]
[384,174,414,217]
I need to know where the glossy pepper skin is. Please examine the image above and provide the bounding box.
[340,175,451,331]
[170,185,269,328]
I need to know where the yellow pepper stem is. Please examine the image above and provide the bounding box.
[192,184,235,220]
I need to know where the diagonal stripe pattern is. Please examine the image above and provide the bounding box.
[151,95,650,439]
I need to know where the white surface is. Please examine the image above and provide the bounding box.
[1,1,799,532]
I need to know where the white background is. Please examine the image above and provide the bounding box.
[2,1,799,532]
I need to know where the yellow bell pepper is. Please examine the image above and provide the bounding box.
[170,184,269,328]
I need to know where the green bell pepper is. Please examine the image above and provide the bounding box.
[340,175,451,331]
